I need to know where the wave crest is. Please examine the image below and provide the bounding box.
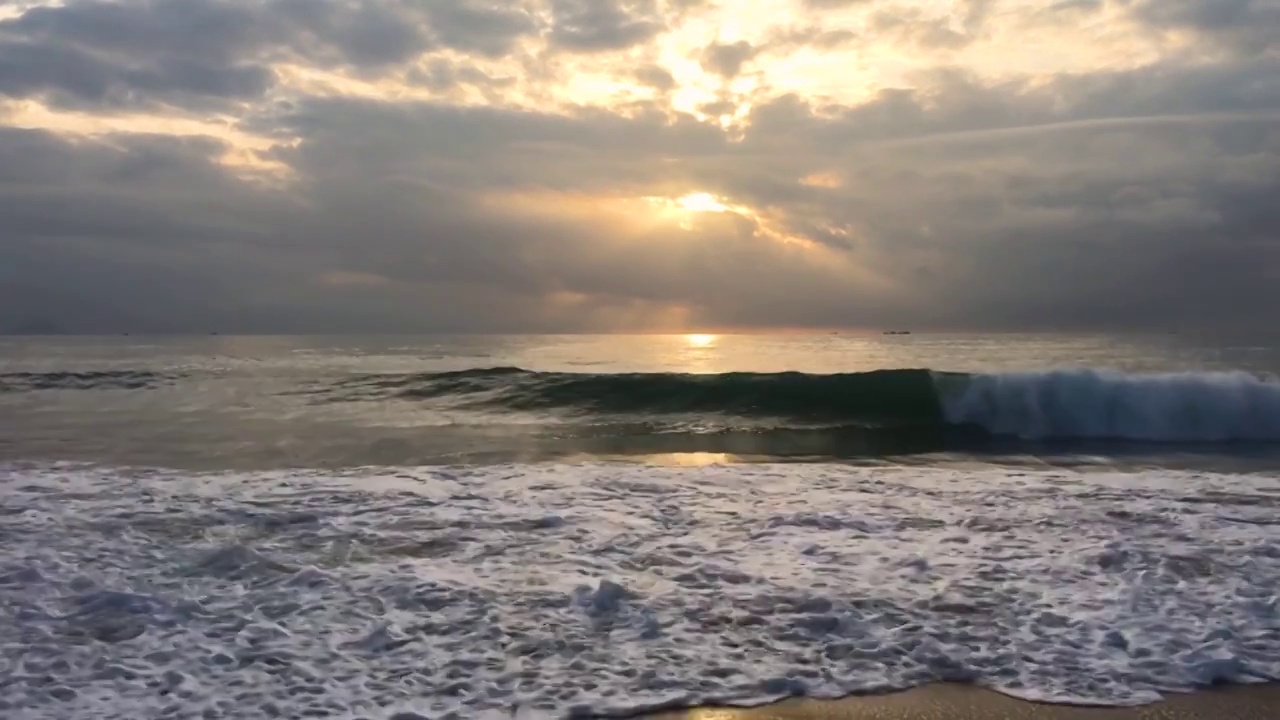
[346,367,944,425]
[341,366,1280,444]
[940,369,1280,442]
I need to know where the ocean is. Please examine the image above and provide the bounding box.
[2,333,1280,718]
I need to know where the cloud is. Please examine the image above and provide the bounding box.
[0,0,1278,334]
[800,0,871,8]
[1133,0,1280,56]
[0,127,292,333]
[0,0,544,111]
[0,38,273,110]
[701,41,757,78]
[0,0,278,109]
[546,0,665,52]
[634,65,676,90]
[726,67,1280,329]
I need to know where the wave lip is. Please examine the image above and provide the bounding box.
[344,366,1280,445]
[347,367,945,425]
[940,369,1280,443]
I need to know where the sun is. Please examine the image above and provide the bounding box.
[676,192,729,213]
[685,333,717,347]
[640,191,753,232]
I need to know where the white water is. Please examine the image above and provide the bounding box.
[941,369,1280,441]
[3,462,1280,719]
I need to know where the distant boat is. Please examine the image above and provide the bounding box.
[882,330,911,335]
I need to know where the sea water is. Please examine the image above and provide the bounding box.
[1,333,1279,718]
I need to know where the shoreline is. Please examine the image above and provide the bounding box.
[643,683,1280,719]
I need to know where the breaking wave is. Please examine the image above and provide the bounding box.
[340,367,1280,443]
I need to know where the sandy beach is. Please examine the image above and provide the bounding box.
[647,684,1280,719]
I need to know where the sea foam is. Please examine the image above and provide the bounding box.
[2,461,1279,719]
[941,369,1280,441]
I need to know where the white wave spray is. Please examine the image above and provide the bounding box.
[939,369,1280,441]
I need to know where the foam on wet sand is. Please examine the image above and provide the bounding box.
[2,461,1280,719]
[648,683,1280,720]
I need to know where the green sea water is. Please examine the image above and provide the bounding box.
[1,332,1278,471]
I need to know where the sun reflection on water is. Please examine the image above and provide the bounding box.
[645,452,737,466]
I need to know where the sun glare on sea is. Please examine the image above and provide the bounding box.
[686,333,717,348]
[647,452,736,466]
[677,193,729,213]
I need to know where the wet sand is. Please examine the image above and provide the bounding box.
[645,684,1280,719]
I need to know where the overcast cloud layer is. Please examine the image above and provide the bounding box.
[1,0,1277,333]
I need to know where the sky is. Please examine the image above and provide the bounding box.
[0,0,1277,334]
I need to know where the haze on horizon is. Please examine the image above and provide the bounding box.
[1,0,1277,335]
